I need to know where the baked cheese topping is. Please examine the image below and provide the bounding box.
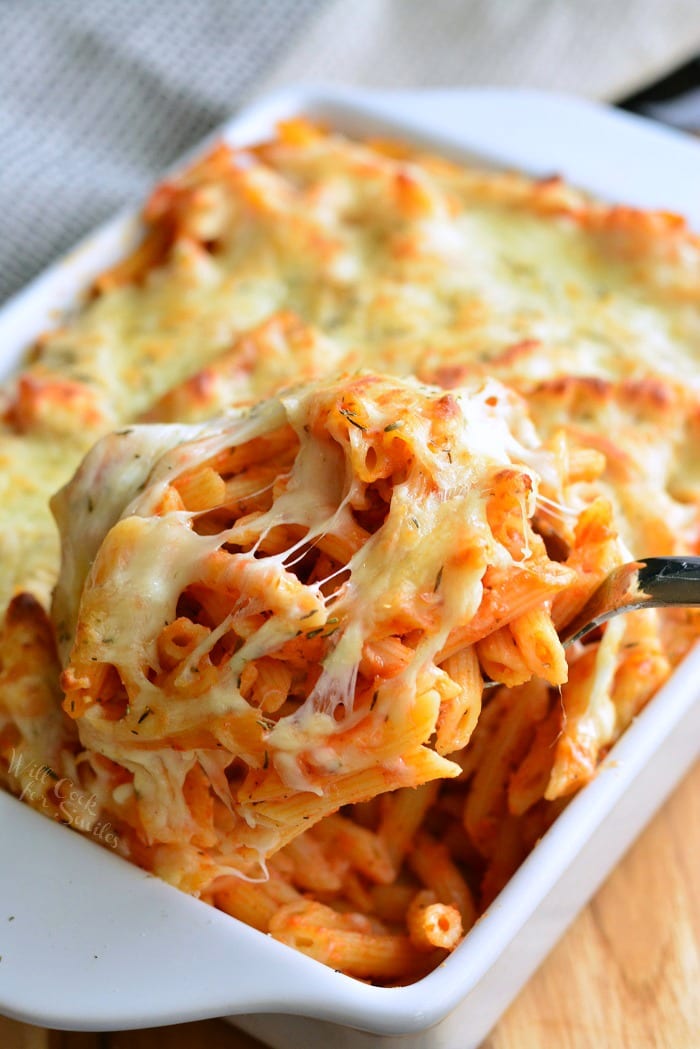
[2,124,699,611]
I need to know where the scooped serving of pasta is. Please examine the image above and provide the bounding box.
[1,119,698,983]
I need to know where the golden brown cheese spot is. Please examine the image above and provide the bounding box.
[145,311,349,424]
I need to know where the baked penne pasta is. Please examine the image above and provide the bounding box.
[0,118,697,984]
[50,372,609,891]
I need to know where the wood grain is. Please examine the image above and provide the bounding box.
[0,1017,50,1049]
[3,761,698,1049]
[482,760,700,1049]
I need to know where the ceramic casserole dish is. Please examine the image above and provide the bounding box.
[0,87,698,1049]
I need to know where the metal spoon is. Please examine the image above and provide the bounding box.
[484,556,700,689]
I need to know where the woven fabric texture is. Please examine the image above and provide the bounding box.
[0,0,322,302]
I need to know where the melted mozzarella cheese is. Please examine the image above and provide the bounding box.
[56,373,567,827]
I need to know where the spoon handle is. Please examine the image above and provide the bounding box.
[562,556,700,648]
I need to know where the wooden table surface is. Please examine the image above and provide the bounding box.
[3,761,698,1049]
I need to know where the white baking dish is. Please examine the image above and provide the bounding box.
[0,87,698,1049]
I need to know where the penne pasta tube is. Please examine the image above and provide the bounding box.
[406,889,463,952]
[409,831,477,930]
